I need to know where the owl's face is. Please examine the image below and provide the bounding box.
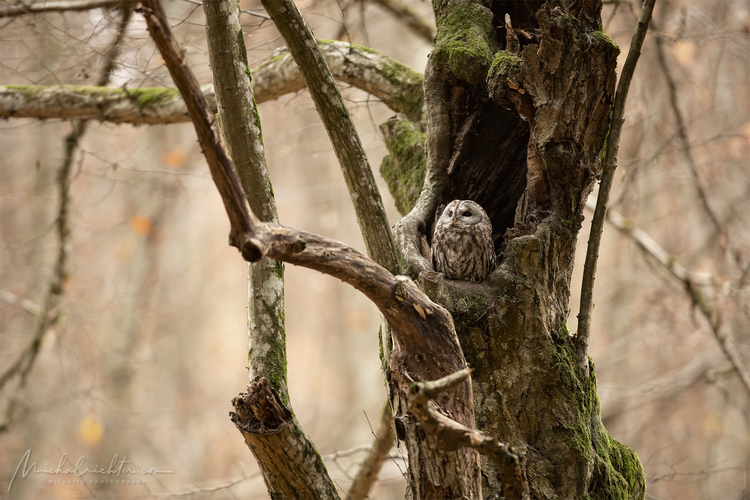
[431,199,495,281]
[437,200,487,230]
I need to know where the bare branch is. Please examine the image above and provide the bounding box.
[0,290,43,318]
[0,0,133,18]
[137,0,253,250]
[653,29,725,240]
[157,472,263,498]
[577,0,656,376]
[370,0,435,44]
[135,0,456,363]
[260,0,399,274]
[0,122,73,395]
[0,6,132,432]
[253,41,424,122]
[0,84,201,124]
[0,42,423,123]
[347,400,397,500]
[180,0,269,20]
[408,370,529,500]
[586,198,750,401]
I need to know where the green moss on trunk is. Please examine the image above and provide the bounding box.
[379,117,427,215]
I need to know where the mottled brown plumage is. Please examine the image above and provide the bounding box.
[431,200,496,282]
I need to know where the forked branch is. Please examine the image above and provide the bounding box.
[408,369,529,500]
[261,0,399,273]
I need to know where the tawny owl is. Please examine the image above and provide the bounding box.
[431,200,496,282]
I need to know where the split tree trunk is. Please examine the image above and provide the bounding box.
[384,1,646,498]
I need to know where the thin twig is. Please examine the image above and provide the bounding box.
[585,198,750,401]
[576,0,656,376]
[181,0,269,20]
[0,0,133,18]
[370,0,434,44]
[157,471,263,498]
[653,28,726,241]
[347,401,397,500]
[0,8,132,432]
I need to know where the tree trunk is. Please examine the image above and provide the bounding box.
[384,1,646,498]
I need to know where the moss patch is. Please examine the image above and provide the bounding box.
[433,1,496,84]
[548,325,646,500]
[379,117,427,215]
[487,51,524,105]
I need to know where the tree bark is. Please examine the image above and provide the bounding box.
[385,0,646,498]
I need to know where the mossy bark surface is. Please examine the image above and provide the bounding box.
[383,1,645,499]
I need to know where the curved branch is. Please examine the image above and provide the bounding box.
[254,41,424,122]
[392,54,451,277]
[576,0,656,376]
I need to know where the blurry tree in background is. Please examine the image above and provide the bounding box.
[0,0,748,499]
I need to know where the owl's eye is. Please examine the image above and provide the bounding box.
[463,211,472,217]
[448,210,453,217]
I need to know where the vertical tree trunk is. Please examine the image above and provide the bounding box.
[384,1,646,498]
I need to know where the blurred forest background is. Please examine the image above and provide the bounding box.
[0,0,748,498]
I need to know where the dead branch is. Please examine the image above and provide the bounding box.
[370,0,435,44]
[577,0,656,376]
[231,377,339,499]
[408,369,529,500]
[0,0,133,18]
[586,198,750,401]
